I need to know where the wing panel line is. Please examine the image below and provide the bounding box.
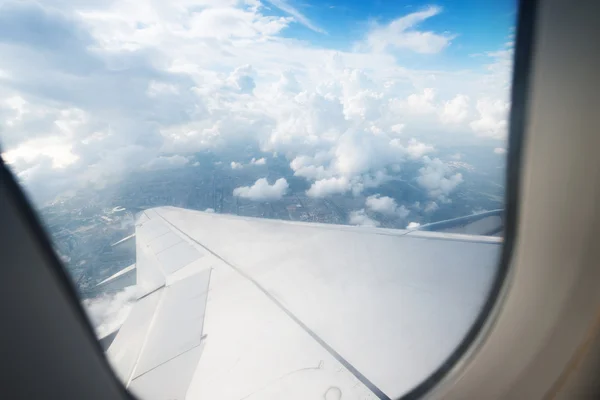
[131,341,205,383]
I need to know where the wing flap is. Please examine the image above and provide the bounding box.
[132,268,210,379]
[106,210,212,400]
[106,288,162,384]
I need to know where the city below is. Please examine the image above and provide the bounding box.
[36,145,505,297]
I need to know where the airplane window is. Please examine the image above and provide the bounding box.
[0,0,518,398]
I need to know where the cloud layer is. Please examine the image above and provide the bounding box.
[0,1,512,205]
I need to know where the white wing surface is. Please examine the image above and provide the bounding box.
[105,207,502,400]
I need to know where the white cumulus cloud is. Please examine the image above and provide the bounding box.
[348,209,380,227]
[391,124,405,134]
[405,88,437,114]
[290,155,330,180]
[440,94,470,124]
[417,156,463,201]
[470,98,510,139]
[365,194,410,218]
[306,177,350,198]
[227,64,256,94]
[233,177,289,201]
[405,138,435,159]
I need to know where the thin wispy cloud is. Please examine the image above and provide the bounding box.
[360,6,455,53]
[265,0,327,34]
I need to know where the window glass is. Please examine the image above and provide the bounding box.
[0,0,517,398]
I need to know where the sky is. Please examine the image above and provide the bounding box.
[0,0,517,207]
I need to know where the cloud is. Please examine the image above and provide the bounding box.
[290,155,330,180]
[417,156,463,201]
[227,64,256,94]
[391,124,405,134]
[0,2,95,66]
[365,194,410,218]
[231,157,266,170]
[493,147,506,155]
[333,131,389,177]
[405,138,435,159]
[424,201,439,213]
[440,94,470,124]
[306,176,350,198]
[265,0,326,34]
[294,129,433,199]
[0,0,513,206]
[233,177,289,200]
[405,88,436,114]
[406,222,421,229]
[2,137,79,169]
[348,209,380,227]
[470,98,510,139]
[82,286,137,338]
[275,70,302,94]
[362,6,455,53]
[365,194,397,215]
[147,81,179,97]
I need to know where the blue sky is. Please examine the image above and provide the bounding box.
[270,0,517,70]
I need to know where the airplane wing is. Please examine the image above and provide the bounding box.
[105,207,502,400]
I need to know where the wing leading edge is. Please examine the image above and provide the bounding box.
[105,207,501,400]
